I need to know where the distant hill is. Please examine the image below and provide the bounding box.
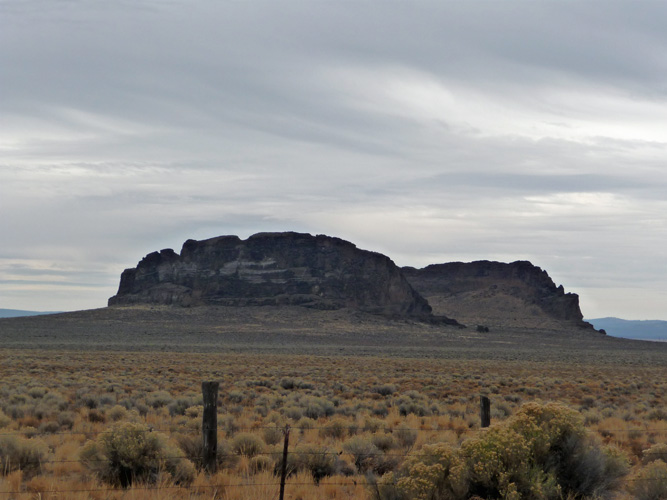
[107,232,457,323]
[587,318,667,341]
[106,232,607,333]
[403,261,593,331]
[0,308,59,318]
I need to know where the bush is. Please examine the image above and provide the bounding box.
[230,433,264,458]
[283,406,303,421]
[167,398,193,416]
[319,418,349,440]
[344,436,379,473]
[249,454,274,474]
[262,424,283,446]
[38,421,60,434]
[342,436,400,474]
[371,433,396,452]
[0,410,11,429]
[272,443,338,482]
[88,408,106,423]
[295,417,315,431]
[643,443,667,464]
[364,417,387,433]
[628,460,667,500]
[57,411,76,429]
[0,435,48,476]
[374,403,628,500]
[301,396,335,419]
[378,442,467,500]
[107,405,128,422]
[395,424,418,449]
[295,444,338,482]
[372,384,397,396]
[80,422,195,487]
[145,391,173,409]
[175,434,238,471]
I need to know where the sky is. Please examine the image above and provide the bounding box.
[1,1,666,320]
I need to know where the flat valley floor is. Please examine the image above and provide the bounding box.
[0,305,665,499]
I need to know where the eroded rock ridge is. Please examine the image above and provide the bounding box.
[403,261,593,329]
[108,232,435,318]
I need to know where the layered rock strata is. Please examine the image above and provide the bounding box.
[109,232,438,319]
[403,261,594,329]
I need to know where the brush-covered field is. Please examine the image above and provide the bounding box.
[0,306,666,499]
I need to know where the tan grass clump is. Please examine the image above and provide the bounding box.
[0,434,48,477]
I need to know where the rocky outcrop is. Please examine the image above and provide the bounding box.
[403,261,594,330]
[109,232,440,319]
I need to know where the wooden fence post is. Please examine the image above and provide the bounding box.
[278,424,290,500]
[480,395,491,428]
[202,381,219,474]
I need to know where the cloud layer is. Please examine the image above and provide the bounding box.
[2,1,666,319]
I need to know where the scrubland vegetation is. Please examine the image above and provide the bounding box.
[0,349,665,499]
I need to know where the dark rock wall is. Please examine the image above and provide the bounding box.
[109,232,432,318]
[403,260,593,328]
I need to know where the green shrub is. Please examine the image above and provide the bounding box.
[38,420,60,434]
[395,424,418,449]
[80,422,195,487]
[221,415,239,437]
[295,417,315,431]
[295,444,338,482]
[249,454,274,474]
[56,411,76,429]
[88,408,106,423]
[364,417,387,433]
[0,435,48,476]
[262,424,283,446]
[372,384,397,396]
[145,391,173,409]
[273,444,338,482]
[283,406,303,421]
[167,398,194,416]
[301,396,335,419]
[371,433,396,452]
[28,386,47,399]
[319,418,349,440]
[175,434,238,471]
[343,436,396,474]
[372,405,390,418]
[373,403,628,500]
[628,460,667,500]
[279,378,315,390]
[230,432,264,458]
[377,442,467,500]
[107,405,128,422]
[0,409,11,429]
[280,378,297,390]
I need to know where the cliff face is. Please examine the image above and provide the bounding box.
[403,261,593,330]
[109,232,433,318]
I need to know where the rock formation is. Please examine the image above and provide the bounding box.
[403,261,594,330]
[109,232,438,319]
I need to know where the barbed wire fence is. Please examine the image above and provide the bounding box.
[0,381,665,498]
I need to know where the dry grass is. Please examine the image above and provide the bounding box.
[0,305,665,498]
[0,349,665,499]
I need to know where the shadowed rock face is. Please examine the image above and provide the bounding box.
[109,232,434,318]
[403,261,594,329]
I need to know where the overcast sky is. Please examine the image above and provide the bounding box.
[2,1,666,319]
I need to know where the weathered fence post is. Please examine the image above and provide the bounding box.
[279,424,290,500]
[480,395,491,428]
[202,381,219,474]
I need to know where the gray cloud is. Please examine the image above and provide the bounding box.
[2,1,667,319]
